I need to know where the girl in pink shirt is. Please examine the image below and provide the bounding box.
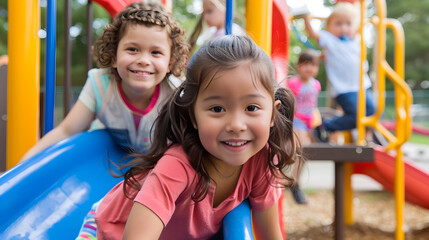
[96,35,303,240]
[286,49,321,205]
[287,49,321,145]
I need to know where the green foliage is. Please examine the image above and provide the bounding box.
[408,133,429,145]
[51,1,110,87]
[385,0,429,90]
[0,2,7,55]
[2,1,110,87]
[2,0,427,92]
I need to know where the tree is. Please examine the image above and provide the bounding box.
[385,0,429,90]
[0,2,6,56]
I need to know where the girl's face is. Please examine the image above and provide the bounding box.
[193,63,279,169]
[203,0,225,29]
[327,13,356,38]
[297,61,319,82]
[114,24,171,99]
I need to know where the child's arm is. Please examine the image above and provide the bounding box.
[303,15,320,42]
[252,202,283,240]
[20,100,95,161]
[123,202,164,240]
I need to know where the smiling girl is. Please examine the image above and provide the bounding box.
[22,2,189,159]
[95,35,303,240]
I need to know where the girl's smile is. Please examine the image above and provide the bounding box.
[193,63,278,168]
[114,24,172,108]
[222,139,250,152]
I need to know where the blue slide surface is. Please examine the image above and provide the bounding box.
[0,130,253,239]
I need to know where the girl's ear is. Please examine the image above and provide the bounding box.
[271,100,281,127]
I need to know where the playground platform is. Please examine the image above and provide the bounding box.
[301,142,429,191]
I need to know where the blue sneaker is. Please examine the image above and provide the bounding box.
[290,184,308,205]
[313,124,330,143]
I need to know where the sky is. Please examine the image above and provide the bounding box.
[287,0,331,18]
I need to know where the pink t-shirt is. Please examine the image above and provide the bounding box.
[95,145,282,240]
[287,76,321,128]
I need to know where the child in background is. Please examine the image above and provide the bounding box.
[303,2,375,142]
[188,0,246,50]
[286,49,321,204]
[22,2,189,160]
[95,35,302,240]
[287,49,321,144]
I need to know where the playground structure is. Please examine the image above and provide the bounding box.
[1,0,428,240]
[1,0,288,239]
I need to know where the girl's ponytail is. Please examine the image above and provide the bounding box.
[267,87,304,187]
[275,87,296,122]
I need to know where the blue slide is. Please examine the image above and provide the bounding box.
[0,130,253,239]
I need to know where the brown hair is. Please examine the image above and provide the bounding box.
[122,35,303,201]
[298,49,320,65]
[92,2,189,80]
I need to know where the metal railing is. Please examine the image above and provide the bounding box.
[355,0,412,239]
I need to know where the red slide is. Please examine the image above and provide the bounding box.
[353,147,429,209]
[382,121,429,136]
[93,0,169,18]
[272,0,290,85]
[271,1,289,239]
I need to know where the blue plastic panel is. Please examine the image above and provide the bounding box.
[0,130,253,239]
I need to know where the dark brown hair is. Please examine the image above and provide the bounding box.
[122,35,303,201]
[92,2,189,80]
[298,49,320,65]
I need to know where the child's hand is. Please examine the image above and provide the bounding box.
[303,15,319,42]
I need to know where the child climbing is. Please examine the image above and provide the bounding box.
[286,48,321,204]
[21,2,189,160]
[303,2,375,142]
[188,0,246,50]
[94,35,303,240]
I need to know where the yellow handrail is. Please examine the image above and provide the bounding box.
[357,0,412,239]
[299,2,412,238]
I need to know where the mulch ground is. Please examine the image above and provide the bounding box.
[282,190,429,239]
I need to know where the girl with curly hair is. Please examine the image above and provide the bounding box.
[95,35,302,240]
[22,2,189,160]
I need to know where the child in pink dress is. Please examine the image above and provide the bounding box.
[287,49,321,204]
[287,49,321,144]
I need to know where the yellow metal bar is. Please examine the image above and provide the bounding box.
[374,2,387,126]
[357,0,367,146]
[356,1,411,239]
[394,149,405,240]
[7,0,40,169]
[245,0,272,55]
[369,0,411,239]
